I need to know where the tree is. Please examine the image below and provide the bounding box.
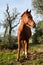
[4,4,19,37]
[32,0,43,14]
[3,4,19,43]
[0,5,20,49]
[32,21,43,43]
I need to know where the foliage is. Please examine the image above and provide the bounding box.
[0,35,18,49]
[32,0,43,14]
[32,21,43,43]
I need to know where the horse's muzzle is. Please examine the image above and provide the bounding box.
[33,24,36,28]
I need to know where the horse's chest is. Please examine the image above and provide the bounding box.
[20,26,31,40]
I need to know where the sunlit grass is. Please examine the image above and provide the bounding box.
[23,59,43,65]
[29,43,43,51]
[0,43,43,65]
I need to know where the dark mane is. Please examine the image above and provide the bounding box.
[21,12,25,17]
[21,10,30,17]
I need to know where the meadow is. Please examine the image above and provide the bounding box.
[0,43,43,65]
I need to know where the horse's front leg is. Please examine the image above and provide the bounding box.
[22,40,25,56]
[17,36,21,61]
[25,40,29,59]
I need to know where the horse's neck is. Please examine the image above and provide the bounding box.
[20,22,24,28]
[19,22,25,32]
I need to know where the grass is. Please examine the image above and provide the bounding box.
[0,43,43,65]
[29,43,43,51]
[0,50,17,65]
[22,59,43,65]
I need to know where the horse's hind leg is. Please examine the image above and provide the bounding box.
[17,37,21,61]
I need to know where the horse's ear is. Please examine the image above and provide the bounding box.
[29,10,31,13]
[26,9,28,12]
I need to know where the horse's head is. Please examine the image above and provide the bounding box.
[21,9,36,28]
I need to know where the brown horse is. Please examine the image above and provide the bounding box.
[17,10,36,61]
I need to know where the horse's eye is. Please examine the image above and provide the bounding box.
[30,16,32,19]
[31,16,32,19]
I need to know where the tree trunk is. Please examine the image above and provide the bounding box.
[9,21,12,43]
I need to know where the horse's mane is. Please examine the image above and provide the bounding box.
[21,12,25,17]
[21,10,29,17]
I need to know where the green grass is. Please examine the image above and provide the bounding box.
[0,43,43,65]
[29,43,43,51]
[0,50,17,65]
[22,59,43,65]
